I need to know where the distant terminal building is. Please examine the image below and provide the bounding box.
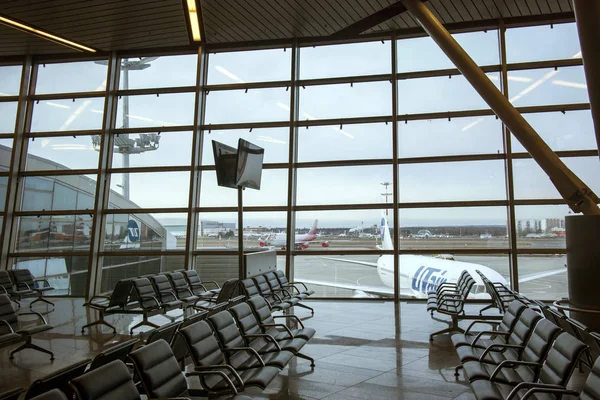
[517,218,565,236]
[199,220,236,236]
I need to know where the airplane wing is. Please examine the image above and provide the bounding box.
[320,257,378,268]
[295,278,396,297]
[518,268,567,283]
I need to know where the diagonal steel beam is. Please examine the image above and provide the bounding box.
[402,0,600,215]
[332,1,408,38]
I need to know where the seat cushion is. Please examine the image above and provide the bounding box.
[256,350,294,369]
[470,379,516,400]
[17,324,53,336]
[277,337,308,353]
[0,332,21,345]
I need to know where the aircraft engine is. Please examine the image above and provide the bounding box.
[300,243,309,249]
[322,241,329,247]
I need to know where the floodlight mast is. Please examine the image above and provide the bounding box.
[402,0,600,216]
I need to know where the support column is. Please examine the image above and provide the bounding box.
[573,0,600,157]
[391,35,400,303]
[402,0,600,216]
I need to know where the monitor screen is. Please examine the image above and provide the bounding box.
[236,139,264,190]
[212,140,238,189]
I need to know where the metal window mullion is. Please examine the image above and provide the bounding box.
[0,57,33,271]
[391,34,400,303]
[186,46,208,272]
[112,125,194,134]
[286,41,300,281]
[499,23,520,291]
[87,52,119,298]
[30,92,105,101]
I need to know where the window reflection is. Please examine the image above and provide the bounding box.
[119,55,197,89]
[508,66,588,107]
[205,88,289,124]
[101,255,184,293]
[26,136,99,171]
[30,98,105,132]
[103,212,184,251]
[13,256,89,296]
[209,49,290,84]
[109,171,190,208]
[0,65,23,96]
[35,61,108,94]
[116,93,195,128]
[0,102,18,133]
[21,175,97,211]
[110,131,192,168]
[16,215,93,252]
[506,23,580,63]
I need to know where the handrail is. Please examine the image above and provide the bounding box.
[553,298,600,315]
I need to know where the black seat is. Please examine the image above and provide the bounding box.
[230,301,314,367]
[70,360,141,400]
[87,338,139,371]
[178,320,280,394]
[251,275,293,311]
[0,271,32,309]
[208,310,294,369]
[129,339,208,399]
[82,279,134,334]
[248,295,316,341]
[429,273,478,340]
[452,301,528,349]
[129,277,183,334]
[274,270,314,298]
[427,270,470,314]
[145,320,181,346]
[0,294,54,360]
[24,359,91,400]
[470,332,588,400]
[28,390,68,400]
[9,269,54,308]
[265,272,314,314]
[183,270,221,296]
[0,387,25,400]
[461,319,562,383]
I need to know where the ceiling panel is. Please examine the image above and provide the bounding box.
[0,0,577,55]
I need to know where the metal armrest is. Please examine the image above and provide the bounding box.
[193,364,244,387]
[0,286,8,295]
[289,281,310,291]
[507,382,569,400]
[0,319,15,333]
[479,343,524,361]
[223,347,265,366]
[244,333,281,350]
[203,280,221,289]
[85,295,111,306]
[438,297,465,308]
[520,385,579,400]
[282,284,301,295]
[18,311,48,325]
[139,295,161,309]
[471,330,509,346]
[33,279,52,289]
[464,320,500,335]
[260,323,294,338]
[490,360,541,381]
[187,369,239,395]
[272,314,305,328]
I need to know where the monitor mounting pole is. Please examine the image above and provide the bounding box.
[238,186,245,279]
[402,0,600,216]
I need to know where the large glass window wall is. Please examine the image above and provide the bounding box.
[0,22,592,302]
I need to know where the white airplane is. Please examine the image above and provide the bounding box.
[298,217,566,299]
[259,220,329,250]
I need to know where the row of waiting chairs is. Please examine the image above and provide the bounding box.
[1,295,315,400]
[0,269,54,309]
[241,270,315,315]
[452,299,600,399]
[82,270,237,335]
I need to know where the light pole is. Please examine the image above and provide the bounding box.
[381,182,392,216]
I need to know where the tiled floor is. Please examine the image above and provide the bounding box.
[0,298,587,399]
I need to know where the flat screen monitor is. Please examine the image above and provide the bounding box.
[212,140,238,189]
[236,139,264,190]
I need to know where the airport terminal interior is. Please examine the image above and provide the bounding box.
[1,0,600,399]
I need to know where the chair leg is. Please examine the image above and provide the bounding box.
[30,296,55,308]
[130,314,159,335]
[430,315,464,341]
[10,337,54,360]
[454,365,464,378]
[81,313,117,334]
[295,302,314,315]
[295,352,315,368]
[478,303,495,315]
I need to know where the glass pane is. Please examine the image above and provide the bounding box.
[111,131,192,168]
[294,209,395,251]
[0,65,22,96]
[101,254,184,293]
[506,23,581,63]
[300,81,391,120]
[0,102,18,133]
[16,215,93,252]
[199,169,287,207]
[119,55,197,89]
[209,48,290,84]
[21,175,97,211]
[298,123,392,162]
[36,61,108,94]
[398,116,503,158]
[205,88,289,124]
[300,40,391,79]
[399,206,508,249]
[30,98,105,132]
[109,171,190,208]
[397,30,499,73]
[513,110,597,152]
[103,212,185,251]
[518,255,567,300]
[26,136,99,171]
[515,205,568,248]
[297,165,393,205]
[0,139,11,172]
[202,128,289,165]
[0,176,6,212]
[397,73,499,114]
[513,157,600,200]
[194,253,239,287]
[399,160,506,203]
[13,256,89,296]
[508,66,588,107]
[116,93,194,128]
